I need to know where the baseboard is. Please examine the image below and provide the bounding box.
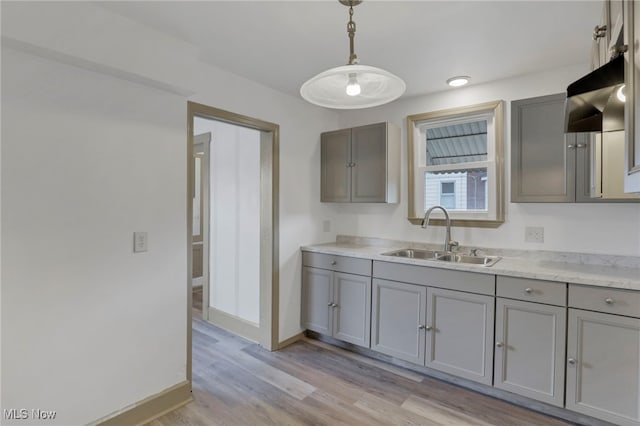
[94,380,192,426]
[278,331,304,350]
[208,307,260,342]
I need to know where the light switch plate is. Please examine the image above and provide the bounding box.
[133,232,148,253]
[525,226,544,243]
[322,220,331,232]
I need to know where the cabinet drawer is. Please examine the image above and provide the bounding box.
[302,251,371,276]
[497,276,566,306]
[372,261,494,295]
[569,284,640,318]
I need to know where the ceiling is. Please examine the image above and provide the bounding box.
[98,1,602,101]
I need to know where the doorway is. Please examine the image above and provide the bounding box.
[186,102,280,382]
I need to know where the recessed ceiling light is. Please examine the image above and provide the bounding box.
[447,76,471,87]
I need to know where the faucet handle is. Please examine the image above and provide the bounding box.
[449,240,459,252]
[469,248,479,256]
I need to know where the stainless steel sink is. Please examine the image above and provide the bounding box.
[431,254,501,267]
[382,248,501,267]
[381,248,445,260]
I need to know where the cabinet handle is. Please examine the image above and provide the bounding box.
[330,260,337,265]
[567,144,575,149]
[425,325,433,331]
[592,24,607,40]
[496,341,504,348]
[418,324,426,330]
[576,143,587,148]
[605,298,614,305]
[524,287,533,294]
[568,358,577,365]
[328,302,337,308]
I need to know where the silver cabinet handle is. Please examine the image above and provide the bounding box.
[605,298,614,305]
[567,144,575,149]
[568,358,577,365]
[418,324,426,330]
[496,342,504,348]
[328,302,337,308]
[425,325,433,331]
[524,287,533,294]
[327,302,333,307]
[576,143,587,148]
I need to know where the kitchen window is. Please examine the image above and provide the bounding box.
[407,100,505,227]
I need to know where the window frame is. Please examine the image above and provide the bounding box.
[407,100,505,228]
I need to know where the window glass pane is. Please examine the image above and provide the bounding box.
[426,120,487,166]
[424,168,488,212]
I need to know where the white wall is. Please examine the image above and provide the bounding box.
[194,118,261,325]
[1,2,339,424]
[1,48,187,425]
[336,64,640,257]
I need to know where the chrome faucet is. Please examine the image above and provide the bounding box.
[422,205,459,253]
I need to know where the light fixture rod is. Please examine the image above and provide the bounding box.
[347,4,358,65]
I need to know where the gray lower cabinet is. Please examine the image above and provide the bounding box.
[371,278,426,364]
[566,284,640,425]
[321,122,400,203]
[302,264,372,348]
[494,298,566,407]
[425,287,495,385]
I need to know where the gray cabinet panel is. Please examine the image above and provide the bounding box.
[566,308,640,426]
[569,284,640,318]
[496,276,566,306]
[351,123,387,202]
[372,261,495,295]
[333,272,372,347]
[302,267,332,335]
[425,288,494,385]
[494,299,566,407]
[320,122,400,203]
[302,251,371,276]
[371,278,426,364]
[321,129,351,202]
[624,0,640,193]
[511,93,575,202]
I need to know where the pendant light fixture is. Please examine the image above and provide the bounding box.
[300,0,406,109]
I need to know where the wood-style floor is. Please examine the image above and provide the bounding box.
[150,290,571,426]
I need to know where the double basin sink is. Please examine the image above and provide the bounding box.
[382,248,501,267]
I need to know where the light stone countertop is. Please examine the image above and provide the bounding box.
[301,237,640,291]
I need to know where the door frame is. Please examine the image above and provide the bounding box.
[192,134,210,317]
[186,101,280,383]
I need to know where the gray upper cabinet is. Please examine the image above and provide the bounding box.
[511,93,575,202]
[623,0,640,193]
[512,93,640,202]
[321,122,400,203]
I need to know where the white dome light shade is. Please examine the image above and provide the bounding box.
[300,64,406,109]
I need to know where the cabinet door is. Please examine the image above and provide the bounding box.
[321,129,351,202]
[301,267,332,335]
[624,0,640,193]
[566,308,640,426]
[371,278,426,364]
[332,272,371,348]
[425,288,494,385]
[511,93,576,202]
[494,299,566,407]
[351,123,387,202]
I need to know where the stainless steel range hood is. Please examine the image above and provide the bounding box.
[565,55,625,133]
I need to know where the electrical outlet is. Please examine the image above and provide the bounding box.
[322,220,331,233]
[133,231,148,253]
[525,226,544,243]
